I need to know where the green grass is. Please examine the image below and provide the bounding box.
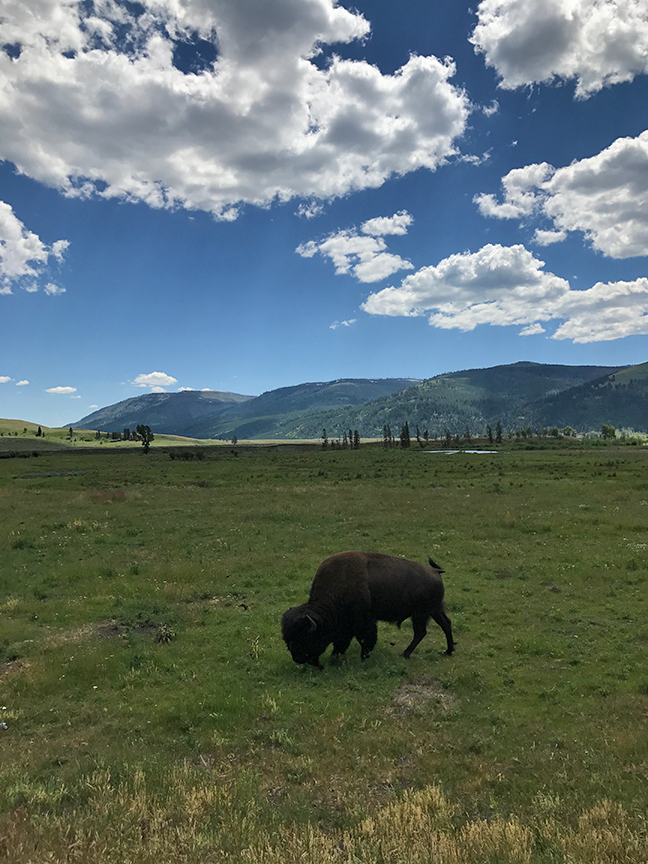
[1,444,647,861]
[0,418,238,450]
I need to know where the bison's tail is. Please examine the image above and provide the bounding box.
[428,557,445,573]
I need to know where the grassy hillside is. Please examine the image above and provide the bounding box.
[1,443,647,861]
[0,420,230,451]
[74,390,254,435]
[73,379,420,440]
[270,362,625,439]
[66,364,642,442]
[535,361,648,432]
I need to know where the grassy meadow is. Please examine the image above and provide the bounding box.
[1,440,647,861]
[0,419,231,451]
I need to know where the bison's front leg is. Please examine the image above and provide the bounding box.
[332,633,353,657]
[357,616,378,660]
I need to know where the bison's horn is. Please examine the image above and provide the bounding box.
[429,557,445,573]
[306,615,318,633]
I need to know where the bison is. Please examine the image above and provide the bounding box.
[281,551,454,669]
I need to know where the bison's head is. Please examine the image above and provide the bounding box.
[281,605,328,669]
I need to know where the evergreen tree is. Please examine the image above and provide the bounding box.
[400,421,411,448]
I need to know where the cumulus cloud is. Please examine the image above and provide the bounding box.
[0,376,10,384]
[0,200,69,293]
[475,131,648,258]
[361,210,413,236]
[47,385,77,394]
[552,277,648,341]
[133,371,178,389]
[0,1,470,218]
[533,229,568,246]
[362,244,569,325]
[44,282,66,295]
[361,243,648,343]
[297,211,414,283]
[471,0,648,97]
[16,380,29,385]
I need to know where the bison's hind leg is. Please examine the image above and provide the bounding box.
[432,607,455,655]
[402,614,428,659]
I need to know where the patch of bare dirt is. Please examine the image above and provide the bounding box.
[0,660,24,679]
[390,678,458,718]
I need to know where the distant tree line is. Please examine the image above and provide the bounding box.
[321,429,361,450]
[92,425,154,451]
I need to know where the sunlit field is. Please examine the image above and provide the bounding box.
[1,442,647,862]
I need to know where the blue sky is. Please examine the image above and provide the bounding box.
[1,0,647,427]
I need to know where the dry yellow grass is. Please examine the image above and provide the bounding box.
[1,769,647,863]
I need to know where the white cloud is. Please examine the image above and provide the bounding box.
[519,322,546,335]
[361,243,648,343]
[533,228,568,246]
[476,131,648,258]
[297,211,414,283]
[552,277,648,341]
[330,318,356,329]
[0,376,10,383]
[361,210,413,236]
[134,371,178,389]
[475,163,554,219]
[44,282,66,295]
[47,385,77,394]
[0,200,69,293]
[296,201,324,219]
[16,380,29,386]
[0,1,470,217]
[471,0,648,98]
[362,244,569,325]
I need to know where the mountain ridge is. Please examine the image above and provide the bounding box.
[72,362,648,438]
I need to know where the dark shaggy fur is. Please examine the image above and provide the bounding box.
[281,551,454,669]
